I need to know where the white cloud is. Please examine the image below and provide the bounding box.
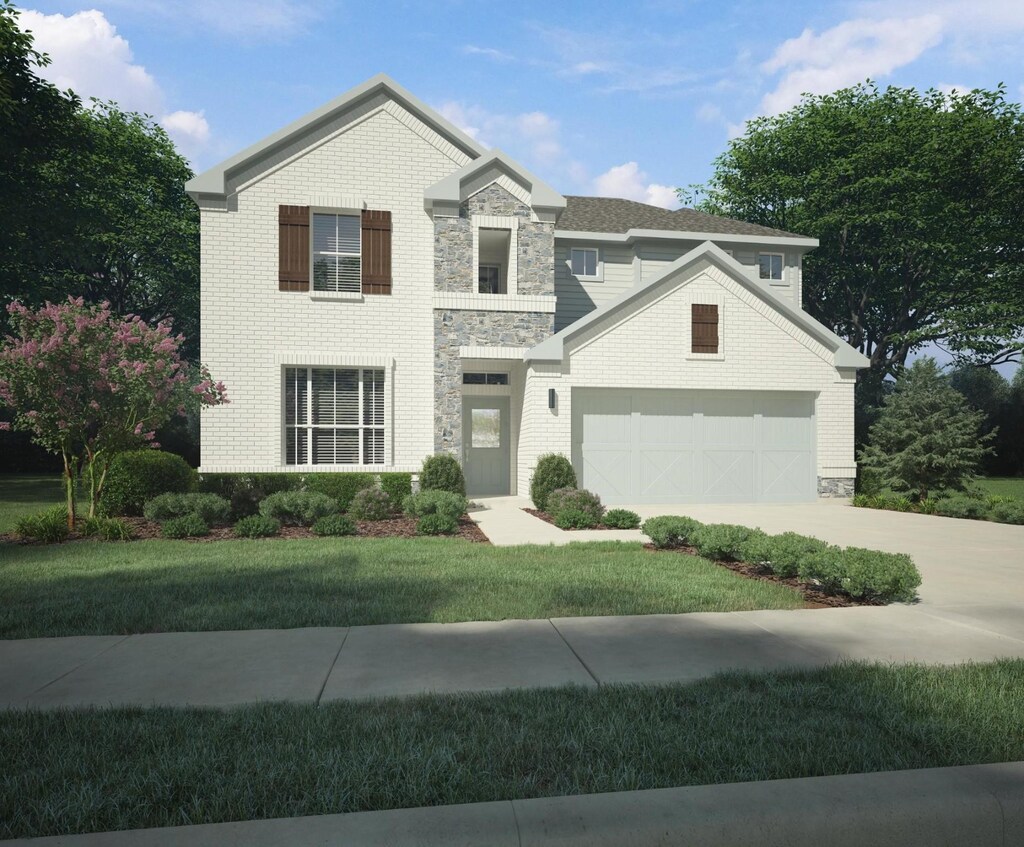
[759,15,945,116]
[100,0,321,40]
[436,101,564,164]
[592,162,678,209]
[696,102,724,124]
[463,45,515,62]
[18,9,211,157]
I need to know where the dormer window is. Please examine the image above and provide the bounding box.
[570,247,602,281]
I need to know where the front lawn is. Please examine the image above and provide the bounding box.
[0,538,805,638]
[3,660,1022,839]
[0,474,65,533]
[976,477,1024,499]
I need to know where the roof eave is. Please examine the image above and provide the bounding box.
[552,228,818,248]
[185,73,488,201]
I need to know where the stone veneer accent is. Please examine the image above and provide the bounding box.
[818,477,855,498]
[434,184,555,296]
[432,182,557,457]
[434,310,552,454]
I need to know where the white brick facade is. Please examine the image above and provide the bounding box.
[199,98,470,472]
[517,259,857,495]
[192,75,863,498]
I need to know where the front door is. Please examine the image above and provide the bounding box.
[463,396,511,496]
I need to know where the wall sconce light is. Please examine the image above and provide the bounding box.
[548,388,557,410]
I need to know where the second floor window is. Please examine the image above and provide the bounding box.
[478,264,501,294]
[757,252,783,281]
[313,213,361,293]
[570,247,600,278]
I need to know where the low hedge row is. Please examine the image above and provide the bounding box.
[641,515,921,603]
[854,492,1024,525]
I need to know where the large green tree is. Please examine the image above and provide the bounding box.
[0,3,199,353]
[694,83,1024,395]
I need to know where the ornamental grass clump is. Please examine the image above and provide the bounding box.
[79,516,133,541]
[529,453,577,511]
[258,491,337,526]
[641,515,703,549]
[347,487,393,521]
[14,507,70,544]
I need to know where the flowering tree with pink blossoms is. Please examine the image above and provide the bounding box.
[0,297,227,526]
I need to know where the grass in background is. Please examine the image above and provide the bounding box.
[0,474,64,533]
[0,539,804,639]
[3,660,1023,839]
[976,477,1024,499]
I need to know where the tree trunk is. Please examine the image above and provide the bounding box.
[62,453,76,530]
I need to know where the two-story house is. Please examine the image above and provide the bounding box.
[186,74,867,504]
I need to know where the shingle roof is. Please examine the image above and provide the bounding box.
[557,196,808,239]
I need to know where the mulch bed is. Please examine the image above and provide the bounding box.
[523,508,620,530]
[0,515,489,545]
[645,543,882,609]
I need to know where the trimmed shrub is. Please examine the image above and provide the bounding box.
[740,531,831,578]
[989,499,1024,525]
[403,489,468,522]
[798,546,921,602]
[258,490,337,526]
[529,453,577,511]
[642,515,703,549]
[932,494,988,520]
[100,450,196,516]
[379,473,413,510]
[15,507,69,543]
[420,453,466,496]
[233,515,281,538]
[312,514,357,537]
[348,486,393,521]
[305,472,375,512]
[602,508,641,529]
[199,473,300,519]
[839,547,921,602]
[143,493,231,525]
[417,513,458,535]
[547,487,603,525]
[80,516,133,541]
[554,508,595,529]
[161,513,210,539]
[691,524,761,561]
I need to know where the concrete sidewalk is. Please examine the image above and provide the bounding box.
[4,604,1024,710]
[5,762,1023,846]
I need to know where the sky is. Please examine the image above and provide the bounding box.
[12,0,1024,376]
[14,0,1024,207]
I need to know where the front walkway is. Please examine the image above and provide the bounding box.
[4,603,1024,710]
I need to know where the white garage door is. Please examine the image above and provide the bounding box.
[572,389,815,504]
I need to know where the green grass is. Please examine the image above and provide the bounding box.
[976,477,1024,499]
[0,538,804,638]
[3,660,1023,839]
[0,474,66,533]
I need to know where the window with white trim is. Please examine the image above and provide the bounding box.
[570,247,600,279]
[312,213,361,292]
[284,367,384,465]
[757,252,784,281]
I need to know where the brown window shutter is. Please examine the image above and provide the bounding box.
[361,209,392,295]
[279,205,310,291]
[691,304,719,354]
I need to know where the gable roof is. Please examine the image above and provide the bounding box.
[558,196,810,240]
[185,73,486,199]
[423,150,566,213]
[527,240,869,369]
